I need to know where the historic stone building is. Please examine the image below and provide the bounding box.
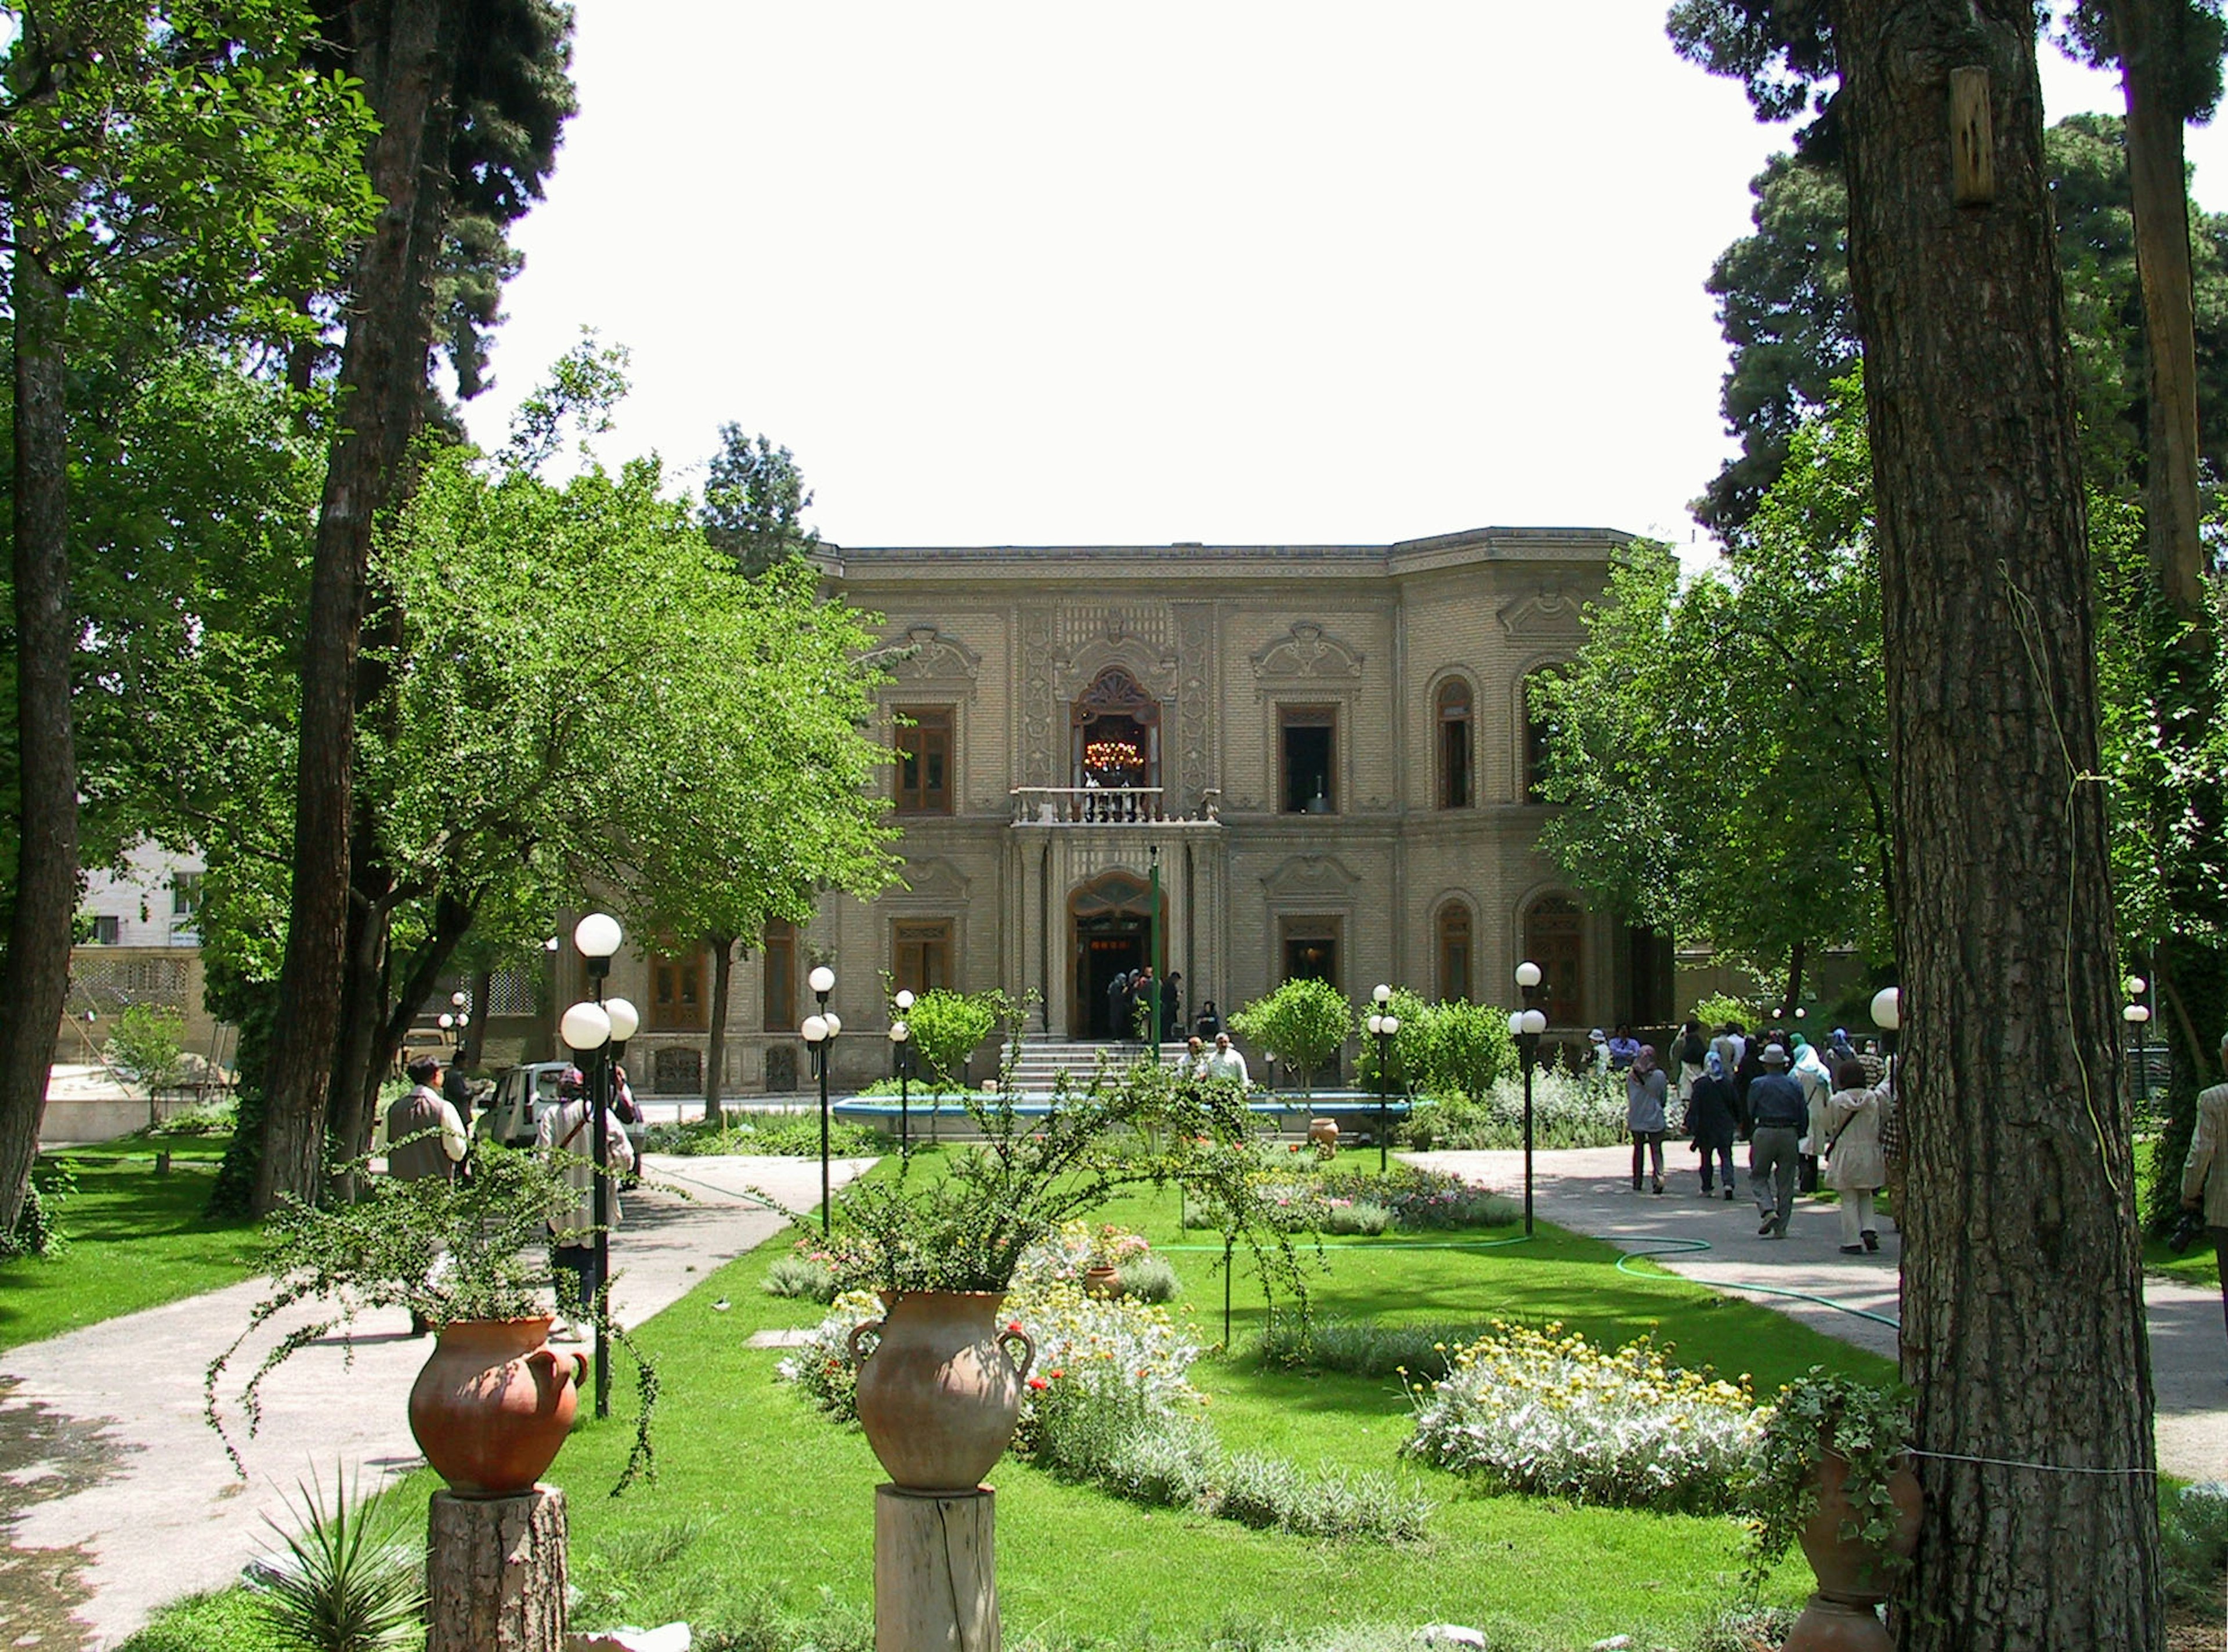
[594,526,1676,1095]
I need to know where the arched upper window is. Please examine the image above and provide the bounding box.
[1435,900,1473,1003]
[1435,678,1473,809]
[1521,895,1585,1027]
[1522,668,1566,803]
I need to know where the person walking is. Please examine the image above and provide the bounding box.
[1674,1018,1708,1105]
[1746,1044,1807,1237]
[2179,1029,2228,1352]
[1162,970,1184,1041]
[385,1054,468,1335]
[1824,1057,1892,1254]
[1792,1035,1833,1194]
[1686,1050,1741,1200]
[1106,969,1132,1041]
[537,1066,636,1338]
[1626,1044,1670,1193]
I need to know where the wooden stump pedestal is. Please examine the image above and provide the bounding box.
[428,1485,569,1652]
[874,1484,997,1652]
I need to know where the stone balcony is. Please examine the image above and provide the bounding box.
[1007,786,1223,827]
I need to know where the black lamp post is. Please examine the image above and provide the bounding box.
[2123,973,2152,1108]
[439,989,470,1062]
[1367,983,1399,1173]
[889,987,915,1151]
[802,965,840,1234]
[1511,961,1545,1237]
[562,911,630,1420]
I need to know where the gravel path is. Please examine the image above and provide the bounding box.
[0,1154,871,1652]
[1410,1144,2226,1483]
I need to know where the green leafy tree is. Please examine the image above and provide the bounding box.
[104,1005,186,1098]
[1674,4,2160,1640]
[700,424,821,576]
[1229,979,1351,1098]
[1354,990,1516,1100]
[902,989,1010,1097]
[0,0,377,1234]
[261,0,580,1216]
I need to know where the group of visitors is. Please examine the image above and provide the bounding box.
[386,1051,634,1340]
[1105,966,1187,1042]
[1176,1031,1250,1085]
[1618,1019,1897,1256]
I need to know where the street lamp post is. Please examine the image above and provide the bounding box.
[2123,974,2152,1108]
[563,911,624,1419]
[803,966,840,1233]
[1871,986,1901,1063]
[1512,961,1546,1238]
[890,988,916,1151]
[1367,984,1399,1173]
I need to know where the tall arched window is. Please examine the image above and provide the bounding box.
[1435,678,1473,809]
[1435,901,1473,1003]
[1522,896,1585,1026]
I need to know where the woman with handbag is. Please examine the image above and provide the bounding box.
[1823,1057,1893,1254]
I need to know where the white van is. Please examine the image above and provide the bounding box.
[476,1060,646,1175]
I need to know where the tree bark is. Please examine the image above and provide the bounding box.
[256,0,460,1213]
[464,966,491,1069]
[1781,937,1806,1019]
[2113,0,2211,620]
[1824,6,2162,1645]
[0,242,77,1235]
[705,933,736,1123]
[426,1486,567,1652]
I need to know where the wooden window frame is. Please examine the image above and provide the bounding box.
[762,918,797,1034]
[1278,704,1339,815]
[1278,914,1343,990]
[1437,901,1473,1003]
[892,918,954,998]
[1435,678,1473,810]
[896,706,956,816]
[650,946,708,1032]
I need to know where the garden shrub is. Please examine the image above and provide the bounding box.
[1355,991,1517,1102]
[1319,1199,1390,1236]
[902,987,1010,1093]
[1399,1067,1627,1151]
[1194,1159,1516,1234]
[1229,978,1352,1095]
[1405,1321,1766,1513]
[1258,1317,1486,1378]
[1117,1251,1182,1303]
[761,1252,836,1302]
[0,1158,74,1259]
[2162,1480,2228,1617]
[641,1114,888,1157]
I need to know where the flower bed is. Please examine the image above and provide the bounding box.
[1184,1157,1517,1234]
[1403,1320,1766,1513]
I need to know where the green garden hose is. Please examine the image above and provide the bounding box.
[1614,1235,1902,1329]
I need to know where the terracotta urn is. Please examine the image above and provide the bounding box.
[1083,1264,1124,1299]
[407,1315,584,1498]
[1784,1447,1923,1652]
[848,1291,1036,1494]
[1308,1118,1340,1154]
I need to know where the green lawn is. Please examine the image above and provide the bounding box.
[2135,1137,2220,1290]
[128,1158,1878,1652]
[0,1137,263,1353]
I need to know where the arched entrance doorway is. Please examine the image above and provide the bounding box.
[1522,895,1586,1027]
[1072,668,1162,790]
[1070,869,1164,1039]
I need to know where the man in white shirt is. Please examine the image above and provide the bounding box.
[386,1055,468,1335]
[1202,1032,1250,1086]
[537,1066,636,1337]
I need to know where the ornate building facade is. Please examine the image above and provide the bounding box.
[589,526,1675,1095]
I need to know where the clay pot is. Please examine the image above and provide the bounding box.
[407,1316,584,1498]
[1784,1448,1923,1652]
[1308,1118,1340,1155]
[848,1291,1035,1494]
[1083,1265,1124,1299]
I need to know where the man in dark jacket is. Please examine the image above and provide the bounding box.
[387,1054,468,1334]
[1686,1052,1741,1201]
[1746,1044,1809,1238]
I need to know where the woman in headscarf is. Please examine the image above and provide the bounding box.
[1626,1044,1670,1194]
[1686,1050,1741,1200]
[1825,1056,1893,1252]
[1791,1034,1835,1194]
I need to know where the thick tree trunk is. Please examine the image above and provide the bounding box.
[705,934,736,1123]
[328,867,393,1201]
[1781,937,1806,1019]
[1826,6,2161,1646]
[426,1487,567,1652]
[256,0,459,1213]
[0,245,77,1235]
[464,966,491,1068]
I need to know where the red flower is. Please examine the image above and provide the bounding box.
[1048,1368,1065,1380]
[1008,1320,1022,1334]
[1027,1376,1047,1390]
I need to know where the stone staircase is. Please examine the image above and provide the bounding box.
[998,1037,1188,1096]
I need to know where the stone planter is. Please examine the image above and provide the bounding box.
[407,1316,584,1498]
[848,1291,1035,1494]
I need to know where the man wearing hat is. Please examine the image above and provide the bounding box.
[538,1066,635,1338]
[1745,1044,1809,1238]
[386,1053,469,1334]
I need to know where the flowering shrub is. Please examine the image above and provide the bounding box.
[1398,1067,1630,1151]
[1404,1320,1766,1513]
[1185,1160,1516,1234]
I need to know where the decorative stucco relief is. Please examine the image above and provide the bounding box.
[866,624,982,686]
[1496,588,1587,638]
[1250,622,1363,680]
[1260,853,1363,897]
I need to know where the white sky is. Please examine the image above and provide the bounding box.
[459,3,2228,555]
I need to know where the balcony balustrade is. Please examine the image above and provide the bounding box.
[1008,786,1222,825]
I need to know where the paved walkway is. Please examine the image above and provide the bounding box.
[1410,1144,2228,1484]
[0,1154,873,1652]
